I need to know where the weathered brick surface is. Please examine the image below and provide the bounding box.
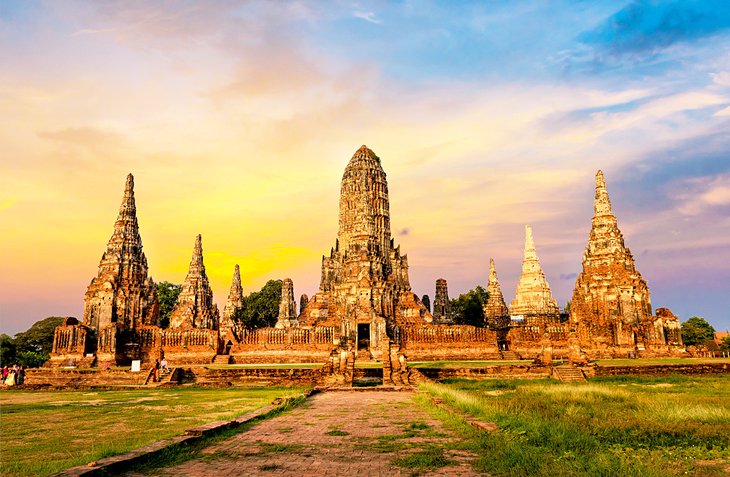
[122,391,482,476]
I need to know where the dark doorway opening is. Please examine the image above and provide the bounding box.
[357,323,370,350]
[225,340,233,355]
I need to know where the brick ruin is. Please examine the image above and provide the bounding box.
[431,279,453,325]
[569,171,683,358]
[49,148,686,370]
[275,278,298,329]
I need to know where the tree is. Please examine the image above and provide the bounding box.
[235,279,283,329]
[719,336,730,352]
[422,295,431,313]
[450,286,488,327]
[157,281,182,328]
[13,316,64,367]
[681,317,716,347]
[13,316,64,355]
[0,333,16,366]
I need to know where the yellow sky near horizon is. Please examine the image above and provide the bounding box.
[2,1,730,334]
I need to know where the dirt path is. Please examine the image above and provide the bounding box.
[125,390,482,476]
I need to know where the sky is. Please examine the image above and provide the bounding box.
[1,0,729,335]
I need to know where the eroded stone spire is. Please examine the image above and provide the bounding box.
[83,173,159,330]
[509,225,559,318]
[169,234,219,329]
[275,278,298,328]
[299,294,309,315]
[222,264,244,324]
[594,170,614,218]
[571,171,653,347]
[484,258,509,322]
[432,278,453,324]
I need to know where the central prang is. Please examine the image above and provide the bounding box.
[299,146,432,358]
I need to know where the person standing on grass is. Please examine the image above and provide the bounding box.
[1,365,7,383]
[5,366,16,386]
[17,366,25,385]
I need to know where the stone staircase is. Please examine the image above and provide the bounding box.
[500,350,519,360]
[356,348,375,362]
[553,365,587,382]
[212,354,231,365]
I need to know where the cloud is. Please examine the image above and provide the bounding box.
[353,11,382,25]
[556,0,730,74]
[675,174,730,216]
[38,126,127,149]
[560,272,578,281]
[581,0,730,57]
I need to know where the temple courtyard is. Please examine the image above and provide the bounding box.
[2,369,729,477]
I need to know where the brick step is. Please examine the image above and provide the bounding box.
[212,355,231,365]
[500,351,519,360]
[554,366,586,382]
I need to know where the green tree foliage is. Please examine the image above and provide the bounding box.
[422,295,431,313]
[157,281,182,328]
[13,316,63,354]
[681,316,716,347]
[718,336,730,352]
[235,279,283,329]
[450,286,488,327]
[1,316,64,367]
[0,333,16,366]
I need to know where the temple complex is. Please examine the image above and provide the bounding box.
[431,279,453,324]
[570,171,681,356]
[168,235,219,330]
[509,225,560,321]
[49,150,686,371]
[483,259,509,326]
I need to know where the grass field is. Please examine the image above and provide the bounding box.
[0,386,307,477]
[594,357,730,366]
[419,374,730,476]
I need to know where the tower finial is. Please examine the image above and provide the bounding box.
[524,225,537,260]
[489,258,498,281]
[594,170,614,217]
[192,234,204,267]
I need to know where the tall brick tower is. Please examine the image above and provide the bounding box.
[300,146,431,354]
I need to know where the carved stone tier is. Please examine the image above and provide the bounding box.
[168,234,220,330]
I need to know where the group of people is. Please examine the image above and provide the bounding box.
[2,364,26,386]
[150,357,170,382]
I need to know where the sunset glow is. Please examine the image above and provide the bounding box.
[1,1,729,334]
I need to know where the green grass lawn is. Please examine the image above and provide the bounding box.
[206,362,322,369]
[594,357,730,366]
[419,375,730,476]
[0,386,307,477]
[410,360,527,368]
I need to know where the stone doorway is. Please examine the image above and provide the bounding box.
[224,340,233,355]
[357,323,370,350]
